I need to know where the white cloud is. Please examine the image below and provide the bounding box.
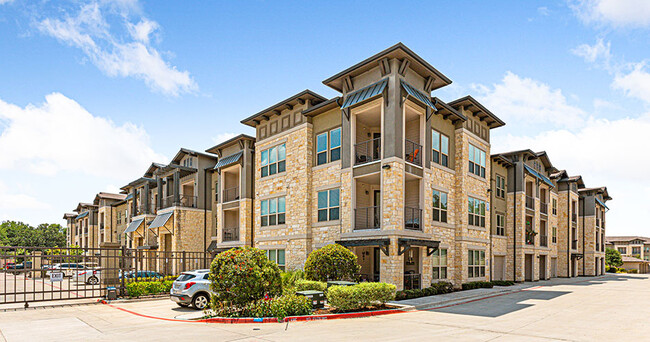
[0,0,14,4]
[472,72,587,128]
[0,92,166,178]
[37,1,197,96]
[612,62,650,103]
[212,132,239,145]
[0,181,50,210]
[571,0,650,28]
[537,7,550,16]
[571,38,612,70]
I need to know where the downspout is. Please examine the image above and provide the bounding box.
[489,183,493,282]
[250,149,255,248]
[203,166,211,256]
[567,188,570,277]
[582,197,585,276]
[513,162,517,282]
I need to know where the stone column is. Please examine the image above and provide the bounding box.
[99,242,121,294]
[156,177,163,209]
[143,182,150,214]
[173,171,180,206]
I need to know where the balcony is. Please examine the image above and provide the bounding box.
[540,235,548,247]
[572,240,578,250]
[572,213,577,223]
[162,195,197,209]
[99,223,104,231]
[404,207,422,231]
[525,196,534,210]
[354,138,381,166]
[596,243,600,251]
[404,139,422,166]
[596,218,601,227]
[222,186,240,203]
[355,206,380,230]
[525,230,535,245]
[540,202,548,215]
[222,226,239,242]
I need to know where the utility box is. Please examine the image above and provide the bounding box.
[326,281,357,288]
[296,290,325,309]
[106,286,118,300]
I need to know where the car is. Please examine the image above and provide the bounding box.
[6,261,33,274]
[46,263,87,277]
[4,262,16,269]
[74,269,101,285]
[170,269,212,310]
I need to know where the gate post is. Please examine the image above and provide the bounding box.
[100,242,121,297]
[32,250,43,279]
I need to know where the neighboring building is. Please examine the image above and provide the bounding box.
[606,236,650,262]
[72,202,98,249]
[93,192,128,246]
[63,213,77,246]
[64,43,613,289]
[620,256,649,273]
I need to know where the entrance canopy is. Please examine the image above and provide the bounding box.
[148,212,173,236]
[398,238,440,256]
[336,238,390,256]
[124,218,144,236]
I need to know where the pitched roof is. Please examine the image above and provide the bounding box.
[447,95,505,129]
[171,148,218,164]
[622,256,648,263]
[302,97,341,117]
[240,90,327,127]
[205,134,255,155]
[606,236,650,243]
[322,42,452,92]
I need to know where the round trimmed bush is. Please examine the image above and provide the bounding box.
[209,247,282,312]
[304,244,360,282]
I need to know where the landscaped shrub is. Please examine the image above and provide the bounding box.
[209,247,282,314]
[606,266,617,273]
[490,280,515,286]
[244,294,312,320]
[304,244,360,282]
[295,279,327,292]
[628,268,638,274]
[326,282,396,312]
[615,267,627,273]
[394,281,454,301]
[281,270,305,289]
[431,281,454,294]
[125,280,173,297]
[462,281,494,290]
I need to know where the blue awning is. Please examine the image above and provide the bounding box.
[596,197,609,210]
[124,218,144,234]
[148,212,173,229]
[125,193,133,200]
[341,78,388,109]
[214,151,243,170]
[76,211,89,220]
[401,79,435,109]
[524,165,554,188]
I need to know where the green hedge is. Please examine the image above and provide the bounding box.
[327,282,396,312]
[462,281,494,290]
[304,244,360,282]
[295,279,327,292]
[490,280,515,286]
[628,269,638,274]
[242,294,312,320]
[394,281,454,300]
[126,280,173,297]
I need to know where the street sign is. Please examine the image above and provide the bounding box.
[50,272,64,282]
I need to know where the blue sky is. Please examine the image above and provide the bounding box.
[0,0,649,236]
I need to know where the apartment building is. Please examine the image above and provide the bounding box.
[64,43,612,289]
[606,236,650,260]
[63,213,77,246]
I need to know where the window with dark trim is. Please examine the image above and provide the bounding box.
[552,226,557,243]
[316,128,341,166]
[468,197,486,227]
[432,190,448,223]
[432,248,448,280]
[495,175,506,198]
[496,213,505,236]
[261,144,286,177]
[317,189,340,222]
[261,197,286,227]
[468,144,486,178]
[266,249,285,271]
[552,198,557,215]
[432,129,449,167]
[468,250,485,278]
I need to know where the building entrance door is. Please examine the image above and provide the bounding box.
[525,254,533,281]
[539,255,546,280]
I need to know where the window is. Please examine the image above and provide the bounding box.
[495,175,505,198]
[317,189,340,222]
[632,247,641,255]
[432,130,449,167]
[261,144,286,177]
[266,249,285,271]
[432,249,448,280]
[496,213,505,236]
[617,247,626,254]
[432,190,448,223]
[468,144,486,178]
[552,198,557,215]
[316,128,341,166]
[261,197,286,227]
[468,197,486,227]
[552,227,557,243]
[468,250,486,278]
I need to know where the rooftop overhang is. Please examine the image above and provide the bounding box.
[322,43,452,93]
[448,95,505,129]
[74,203,96,213]
[155,164,197,178]
[120,177,157,191]
[491,154,513,167]
[62,213,76,220]
[144,162,166,178]
[171,148,218,164]
[241,90,327,127]
[534,151,555,170]
[205,134,255,156]
[432,97,466,124]
[302,97,341,118]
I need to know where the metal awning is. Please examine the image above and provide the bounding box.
[148,212,173,235]
[76,211,89,220]
[596,197,609,210]
[341,78,388,109]
[397,238,440,256]
[336,238,390,256]
[571,253,584,260]
[214,151,243,170]
[400,79,435,109]
[524,165,554,188]
[125,193,133,201]
[124,218,144,234]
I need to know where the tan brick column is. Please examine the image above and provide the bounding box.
[99,242,121,293]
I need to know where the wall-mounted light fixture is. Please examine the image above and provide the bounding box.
[382,164,391,170]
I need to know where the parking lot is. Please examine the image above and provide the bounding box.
[1,273,649,341]
[0,272,102,308]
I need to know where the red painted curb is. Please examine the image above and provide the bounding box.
[102,300,407,324]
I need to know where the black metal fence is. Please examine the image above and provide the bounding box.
[0,246,211,306]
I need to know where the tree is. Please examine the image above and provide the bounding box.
[606,248,623,267]
[0,221,66,247]
[304,243,360,282]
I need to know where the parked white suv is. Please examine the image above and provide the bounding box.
[46,263,87,277]
[170,270,212,310]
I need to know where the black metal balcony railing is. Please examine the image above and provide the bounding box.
[99,223,104,231]
[596,218,601,227]
[405,139,422,166]
[222,226,239,242]
[354,138,381,165]
[540,234,548,247]
[525,196,534,210]
[222,186,240,203]
[596,243,600,251]
[162,195,197,209]
[540,202,548,215]
[404,273,421,290]
[356,273,381,282]
[572,213,577,223]
[572,239,578,250]
[525,231,535,245]
[404,207,422,231]
[355,206,380,230]
[162,195,174,209]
